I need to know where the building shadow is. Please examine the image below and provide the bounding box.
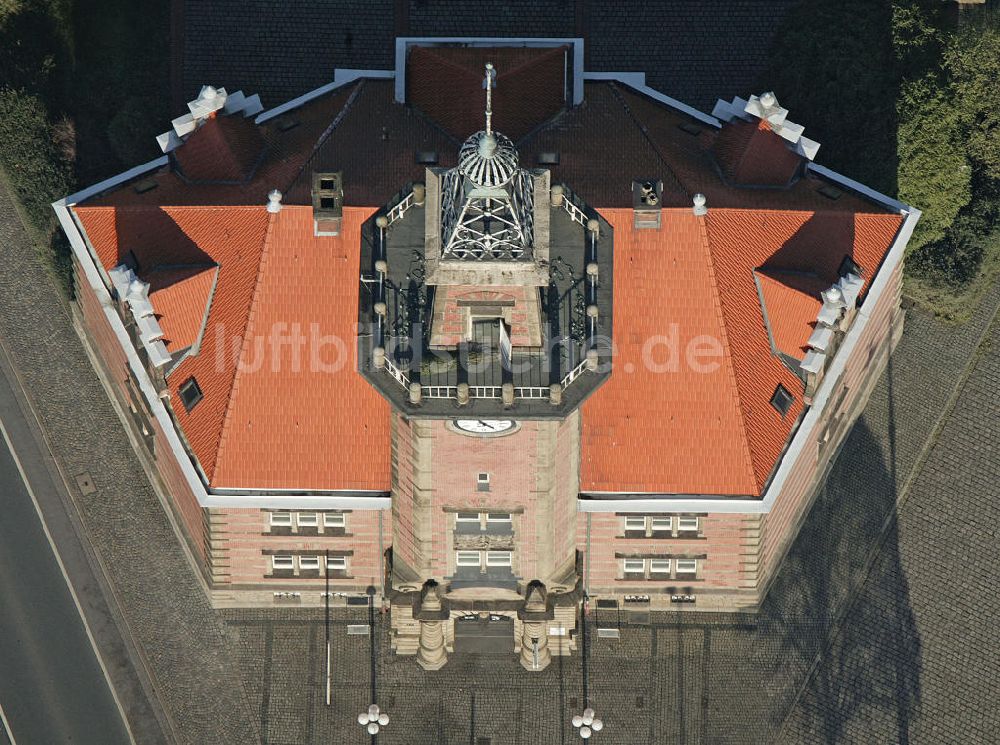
[756,356,922,743]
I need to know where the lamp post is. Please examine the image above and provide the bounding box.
[357,586,388,742]
[572,592,603,739]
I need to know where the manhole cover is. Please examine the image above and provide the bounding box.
[75,472,96,495]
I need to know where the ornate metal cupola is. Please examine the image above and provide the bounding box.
[358,61,614,418]
[440,64,535,261]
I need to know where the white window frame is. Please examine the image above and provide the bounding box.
[296,512,319,527]
[623,558,646,574]
[271,555,294,570]
[485,550,512,567]
[677,516,700,533]
[326,555,347,571]
[477,472,490,486]
[456,512,481,523]
[624,516,647,531]
[486,512,511,523]
[269,512,292,527]
[298,555,320,571]
[649,559,672,574]
[323,513,346,528]
[456,550,482,567]
[650,517,673,532]
[676,559,698,574]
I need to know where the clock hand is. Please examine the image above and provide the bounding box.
[477,420,495,430]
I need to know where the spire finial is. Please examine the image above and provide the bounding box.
[483,63,496,136]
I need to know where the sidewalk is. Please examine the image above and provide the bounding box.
[0,181,260,744]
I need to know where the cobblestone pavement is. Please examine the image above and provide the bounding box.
[179,0,797,113]
[0,187,259,742]
[221,282,1000,745]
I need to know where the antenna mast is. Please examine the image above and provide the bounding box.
[484,63,495,136]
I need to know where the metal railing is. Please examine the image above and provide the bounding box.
[560,358,590,389]
[386,190,416,226]
[561,187,588,227]
[384,357,410,387]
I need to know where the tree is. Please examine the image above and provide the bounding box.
[896,74,971,252]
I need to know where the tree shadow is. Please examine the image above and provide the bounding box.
[760,0,899,197]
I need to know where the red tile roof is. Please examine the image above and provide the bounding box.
[72,63,905,498]
[211,206,390,491]
[146,265,218,353]
[755,270,827,360]
[580,209,757,495]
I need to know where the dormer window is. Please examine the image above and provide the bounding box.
[179,377,203,412]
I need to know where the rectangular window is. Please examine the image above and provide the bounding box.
[326,555,347,571]
[486,512,511,522]
[323,513,346,528]
[677,517,700,533]
[298,555,320,570]
[649,559,672,574]
[477,473,491,492]
[271,555,294,570]
[269,512,292,527]
[486,551,512,567]
[623,558,646,574]
[676,559,698,574]
[650,517,673,532]
[456,512,481,523]
[456,551,482,567]
[296,512,318,527]
[624,516,647,531]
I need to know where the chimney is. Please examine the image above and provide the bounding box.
[632,180,663,229]
[312,172,344,236]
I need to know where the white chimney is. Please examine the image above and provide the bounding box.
[267,189,283,213]
[692,193,707,216]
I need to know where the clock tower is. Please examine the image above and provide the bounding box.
[356,63,614,669]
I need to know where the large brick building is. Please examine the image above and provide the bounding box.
[55,38,918,670]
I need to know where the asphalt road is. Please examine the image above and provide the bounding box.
[0,410,133,743]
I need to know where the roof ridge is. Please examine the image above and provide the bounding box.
[695,213,758,492]
[284,80,366,195]
[209,208,277,480]
[607,83,689,197]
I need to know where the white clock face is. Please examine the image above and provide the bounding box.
[454,419,515,435]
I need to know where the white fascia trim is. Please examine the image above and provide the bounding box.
[54,197,392,512]
[584,72,721,128]
[203,494,391,509]
[54,197,211,505]
[580,203,921,515]
[394,37,585,105]
[65,156,168,206]
[806,163,910,213]
[254,70,392,125]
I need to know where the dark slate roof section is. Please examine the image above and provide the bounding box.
[180,1,799,114]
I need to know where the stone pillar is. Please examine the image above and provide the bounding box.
[519,584,551,672]
[416,584,448,671]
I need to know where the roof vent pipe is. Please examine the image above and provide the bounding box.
[267,189,283,213]
[692,193,708,216]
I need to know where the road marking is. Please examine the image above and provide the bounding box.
[0,696,17,745]
[0,417,136,745]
